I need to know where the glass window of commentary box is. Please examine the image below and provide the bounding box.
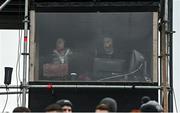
[29,12,158,83]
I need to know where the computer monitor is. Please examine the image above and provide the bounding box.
[128,50,151,82]
[93,58,126,81]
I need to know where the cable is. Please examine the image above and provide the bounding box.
[0,0,11,11]
[15,28,21,106]
[173,89,179,113]
[17,92,22,106]
[18,0,23,83]
[16,29,22,106]
[1,87,9,113]
[97,63,143,81]
[16,26,23,106]
[16,0,23,106]
[18,29,22,82]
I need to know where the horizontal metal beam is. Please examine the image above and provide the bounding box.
[28,84,162,89]
[0,85,21,89]
[0,91,22,95]
[0,84,162,89]
[0,91,29,95]
[35,1,159,6]
[34,0,160,2]
[33,1,159,12]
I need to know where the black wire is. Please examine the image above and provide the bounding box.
[2,87,9,113]
[16,29,22,106]
[16,0,23,106]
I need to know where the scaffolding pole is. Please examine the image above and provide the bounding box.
[160,0,169,112]
[22,0,29,107]
[168,0,174,112]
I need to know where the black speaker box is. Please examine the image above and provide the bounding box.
[4,67,13,85]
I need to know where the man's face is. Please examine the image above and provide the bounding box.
[95,109,109,113]
[56,38,65,50]
[104,37,113,49]
[62,106,72,113]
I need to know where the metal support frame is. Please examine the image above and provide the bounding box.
[168,0,173,112]
[0,0,173,111]
[159,0,174,112]
[0,0,11,11]
[22,0,29,107]
[0,84,162,89]
[22,0,174,110]
[0,85,21,89]
[27,85,162,89]
[0,91,23,95]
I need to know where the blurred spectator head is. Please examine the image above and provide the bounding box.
[141,96,151,104]
[99,97,117,112]
[45,103,62,113]
[95,104,109,113]
[13,106,31,112]
[140,100,163,112]
[56,99,72,113]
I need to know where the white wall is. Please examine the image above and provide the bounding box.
[0,30,25,112]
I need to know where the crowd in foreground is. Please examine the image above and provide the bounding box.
[12,96,163,113]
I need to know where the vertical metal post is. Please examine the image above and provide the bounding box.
[22,0,29,107]
[168,0,173,112]
[160,0,169,112]
[159,0,164,106]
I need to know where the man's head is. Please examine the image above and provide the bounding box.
[141,96,151,104]
[56,99,72,113]
[95,104,109,113]
[103,37,113,50]
[13,106,31,113]
[56,38,65,51]
[99,97,117,112]
[45,103,62,113]
[140,100,163,112]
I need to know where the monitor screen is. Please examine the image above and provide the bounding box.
[30,12,158,82]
